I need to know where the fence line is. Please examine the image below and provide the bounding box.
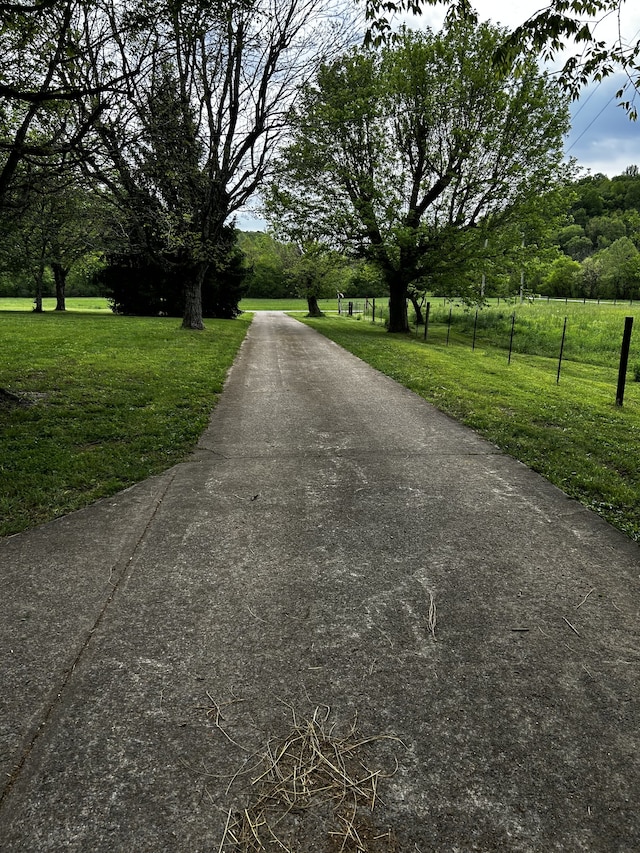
[352,297,639,402]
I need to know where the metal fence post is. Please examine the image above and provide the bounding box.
[423,301,431,341]
[616,316,634,406]
[557,317,567,384]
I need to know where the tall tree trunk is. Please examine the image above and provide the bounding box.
[387,278,409,333]
[306,294,323,317]
[181,265,205,329]
[33,260,45,313]
[52,262,67,311]
[409,293,424,325]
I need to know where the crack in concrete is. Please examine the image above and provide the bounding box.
[0,470,178,809]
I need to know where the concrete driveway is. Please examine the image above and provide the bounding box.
[1,311,638,851]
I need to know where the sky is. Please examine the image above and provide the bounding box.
[408,0,640,177]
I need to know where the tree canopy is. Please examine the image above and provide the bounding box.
[364,1,639,114]
[82,0,356,327]
[2,0,638,322]
[0,0,355,325]
[267,20,571,331]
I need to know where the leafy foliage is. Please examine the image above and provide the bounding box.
[238,232,299,299]
[0,0,132,203]
[364,0,639,115]
[267,21,570,330]
[287,242,347,315]
[102,226,247,318]
[547,167,640,298]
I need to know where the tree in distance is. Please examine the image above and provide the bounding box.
[238,232,300,300]
[1,165,106,311]
[266,20,570,332]
[289,242,347,316]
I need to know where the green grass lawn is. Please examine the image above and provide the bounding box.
[0,311,251,536]
[239,297,340,312]
[0,297,112,312]
[0,296,342,313]
[300,313,640,542]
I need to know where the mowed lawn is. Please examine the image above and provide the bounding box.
[0,310,251,536]
[0,297,113,312]
[301,312,640,542]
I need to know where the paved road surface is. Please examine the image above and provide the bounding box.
[1,312,639,851]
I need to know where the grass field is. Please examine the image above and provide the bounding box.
[0,311,250,536]
[301,311,640,542]
[239,297,340,312]
[0,296,343,313]
[0,297,112,312]
[410,298,640,371]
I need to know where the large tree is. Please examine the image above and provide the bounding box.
[83,0,354,329]
[267,21,570,331]
[288,242,346,316]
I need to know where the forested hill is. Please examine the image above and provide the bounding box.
[561,167,640,261]
[541,166,640,300]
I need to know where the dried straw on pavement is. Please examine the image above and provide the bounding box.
[216,704,402,852]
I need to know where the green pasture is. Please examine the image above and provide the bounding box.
[301,312,640,542]
[0,311,250,536]
[0,297,112,312]
[409,298,640,371]
[0,296,341,314]
[239,297,340,312]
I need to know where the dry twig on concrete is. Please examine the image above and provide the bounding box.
[217,705,402,852]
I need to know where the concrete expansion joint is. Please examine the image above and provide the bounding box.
[190,446,229,460]
[0,470,177,810]
[186,448,506,462]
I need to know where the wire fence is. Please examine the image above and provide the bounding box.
[356,296,640,403]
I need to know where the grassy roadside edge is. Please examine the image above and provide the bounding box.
[1,313,252,537]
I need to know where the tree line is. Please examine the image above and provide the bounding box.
[242,160,640,309]
[6,161,640,310]
[545,168,640,300]
[0,1,637,328]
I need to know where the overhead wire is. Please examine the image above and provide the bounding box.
[565,22,640,155]
[566,90,616,153]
